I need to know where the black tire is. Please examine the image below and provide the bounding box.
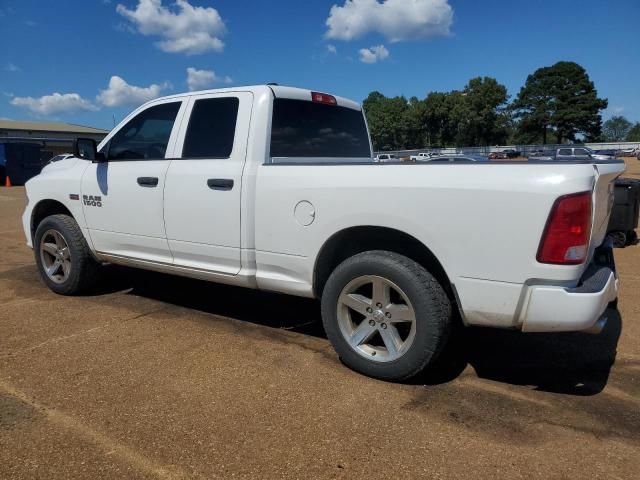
[321,250,452,381]
[33,214,101,295]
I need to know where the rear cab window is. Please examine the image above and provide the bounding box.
[270,98,371,162]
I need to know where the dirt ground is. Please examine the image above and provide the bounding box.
[1,160,639,479]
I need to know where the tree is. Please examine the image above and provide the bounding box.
[513,61,607,143]
[603,116,633,141]
[362,91,396,150]
[362,92,413,150]
[458,77,509,146]
[421,77,509,147]
[423,91,454,147]
[403,96,428,148]
[627,123,640,142]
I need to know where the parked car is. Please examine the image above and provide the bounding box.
[607,178,640,247]
[528,149,546,156]
[374,153,396,162]
[489,149,520,159]
[616,147,640,158]
[529,146,615,161]
[594,149,617,157]
[409,152,435,161]
[502,149,521,158]
[22,85,623,381]
[425,154,489,162]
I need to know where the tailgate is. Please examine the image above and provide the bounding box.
[590,162,626,252]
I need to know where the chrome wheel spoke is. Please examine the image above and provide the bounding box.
[47,260,61,277]
[350,320,376,347]
[386,303,415,323]
[52,231,64,249]
[339,293,371,316]
[61,259,71,277]
[372,277,390,307]
[380,324,402,357]
[42,242,58,256]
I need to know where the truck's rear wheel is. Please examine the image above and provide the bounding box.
[321,250,452,381]
[34,214,100,295]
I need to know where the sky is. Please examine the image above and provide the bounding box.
[1,0,639,130]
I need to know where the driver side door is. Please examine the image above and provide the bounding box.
[81,98,187,264]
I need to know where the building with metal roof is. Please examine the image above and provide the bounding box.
[0,119,109,141]
[0,119,109,158]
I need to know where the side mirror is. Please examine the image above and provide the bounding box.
[74,138,104,162]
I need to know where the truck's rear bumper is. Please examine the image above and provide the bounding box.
[520,242,618,333]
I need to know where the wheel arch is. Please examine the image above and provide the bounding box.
[30,199,74,243]
[313,226,455,304]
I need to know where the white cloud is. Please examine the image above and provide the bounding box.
[97,75,169,107]
[358,45,389,63]
[326,0,453,42]
[5,63,19,72]
[116,0,226,55]
[327,44,337,54]
[186,67,232,91]
[612,106,625,114]
[10,93,98,115]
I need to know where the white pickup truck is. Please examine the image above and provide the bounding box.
[409,152,434,161]
[22,85,623,381]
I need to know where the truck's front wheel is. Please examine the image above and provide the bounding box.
[34,214,100,295]
[321,251,452,381]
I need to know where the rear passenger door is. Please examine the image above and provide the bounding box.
[163,92,252,274]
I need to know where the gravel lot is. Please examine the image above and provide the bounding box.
[1,161,639,479]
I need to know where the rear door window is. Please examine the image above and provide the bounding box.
[270,98,371,159]
[558,148,572,156]
[182,97,239,159]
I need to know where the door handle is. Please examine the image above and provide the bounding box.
[207,178,234,191]
[137,177,159,187]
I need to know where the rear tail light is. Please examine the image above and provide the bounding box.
[537,191,592,265]
[311,91,337,105]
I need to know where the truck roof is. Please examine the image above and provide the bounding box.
[139,84,362,111]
